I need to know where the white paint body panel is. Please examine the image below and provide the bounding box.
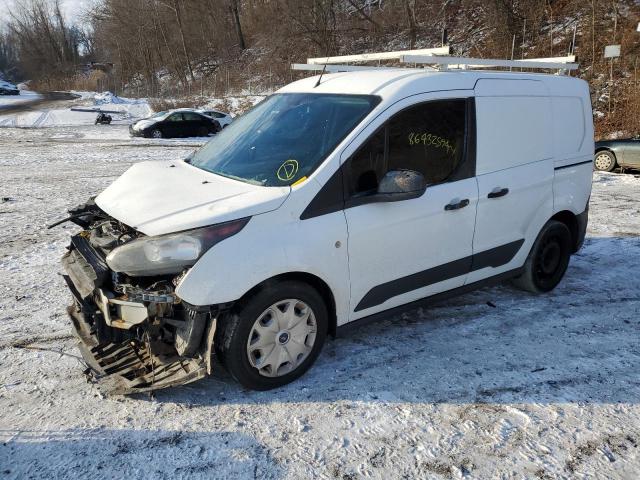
[468,160,554,283]
[97,69,593,326]
[346,178,478,320]
[95,160,290,236]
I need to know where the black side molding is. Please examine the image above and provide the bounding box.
[355,239,524,312]
[338,267,524,336]
[554,160,593,171]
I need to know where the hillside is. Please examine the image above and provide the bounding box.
[1,0,639,138]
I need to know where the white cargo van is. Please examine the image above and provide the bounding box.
[59,55,593,393]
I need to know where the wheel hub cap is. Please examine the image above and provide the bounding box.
[246,299,317,378]
[595,153,612,170]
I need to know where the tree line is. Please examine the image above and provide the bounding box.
[1,0,639,136]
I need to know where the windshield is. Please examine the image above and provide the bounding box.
[189,93,380,186]
[150,111,168,119]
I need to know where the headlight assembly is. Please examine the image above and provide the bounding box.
[106,218,250,276]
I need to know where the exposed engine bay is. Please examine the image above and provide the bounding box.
[59,199,217,395]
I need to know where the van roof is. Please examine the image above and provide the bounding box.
[278,69,588,101]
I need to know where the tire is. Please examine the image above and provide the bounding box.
[512,220,572,293]
[215,281,328,390]
[151,129,163,139]
[197,126,209,137]
[594,150,616,172]
[174,306,208,357]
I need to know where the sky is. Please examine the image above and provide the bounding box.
[0,0,94,26]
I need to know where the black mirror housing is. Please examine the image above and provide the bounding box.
[376,169,426,201]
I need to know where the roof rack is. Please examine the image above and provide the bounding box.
[292,47,447,73]
[292,47,578,75]
[400,54,577,73]
[307,46,450,65]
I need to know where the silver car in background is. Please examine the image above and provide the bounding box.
[198,109,233,128]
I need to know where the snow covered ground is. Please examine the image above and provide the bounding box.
[0,123,639,479]
[0,91,152,128]
[0,91,42,110]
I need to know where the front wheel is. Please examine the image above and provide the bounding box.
[594,150,616,172]
[512,220,572,293]
[150,129,163,139]
[215,281,328,390]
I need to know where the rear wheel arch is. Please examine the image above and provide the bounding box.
[551,210,579,251]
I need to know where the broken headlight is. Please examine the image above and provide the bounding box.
[106,218,249,276]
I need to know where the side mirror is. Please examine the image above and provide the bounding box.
[376,169,426,202]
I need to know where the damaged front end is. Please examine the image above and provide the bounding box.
[59,200,219,395]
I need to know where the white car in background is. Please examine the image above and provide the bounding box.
[198,109,233,128]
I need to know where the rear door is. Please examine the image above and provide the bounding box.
[164,113,184,137]
[182,112,201,136]
[466,79,554,284]
[621,139,640,167]
[343,94,479,320]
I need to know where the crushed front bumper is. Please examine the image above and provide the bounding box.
[66,301,206,395]
[61,235,209,395]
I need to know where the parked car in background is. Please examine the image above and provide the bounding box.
[129,109,221,138]
[197,109,233,128]
[0,80,19,95]
[595,137,640,171]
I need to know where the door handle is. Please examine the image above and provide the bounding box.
[444,198,470,211]
[488,187,509,199]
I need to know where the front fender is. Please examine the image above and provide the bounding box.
[175,206,351,324]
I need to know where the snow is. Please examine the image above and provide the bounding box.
[0,90,41,108]
[1,120,640,478]
[0,91,152,128]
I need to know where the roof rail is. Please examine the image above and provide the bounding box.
[400,54,578,73]
[291,63,418,73]
[307,46,449,65]
[292,47,578,75]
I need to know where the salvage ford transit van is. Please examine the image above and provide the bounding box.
[58,66,593,393]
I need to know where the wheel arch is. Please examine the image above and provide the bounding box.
[236,272,338,337]
[550,210,580,252]
[594,146,617,161]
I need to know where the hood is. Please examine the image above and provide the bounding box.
[95,160,290,236]
[132,119,157,130]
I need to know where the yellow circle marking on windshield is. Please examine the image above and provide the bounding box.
[277,159,299,181]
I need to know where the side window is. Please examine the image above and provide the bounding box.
[345,99,468,197]
[182,112,201,121]
[387,100,466,184]
[345,127,386,197]
[168,113,184,122]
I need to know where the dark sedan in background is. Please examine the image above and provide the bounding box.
[595,136,640,171]
[130,109,221,138]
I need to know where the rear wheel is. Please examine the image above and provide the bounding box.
[512,220,572,293]
[215,281,327,390]
[594,150,616,172]
[197,126,209,137]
